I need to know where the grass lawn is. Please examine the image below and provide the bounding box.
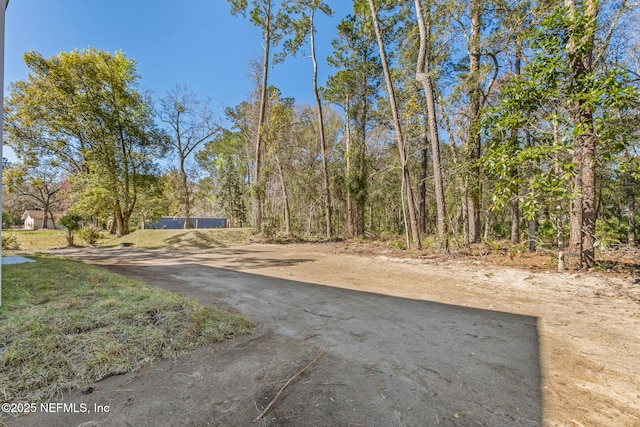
[3,230,68,251]
[0,255,253,403]
[3,228,253,252]
[105,228,252,249]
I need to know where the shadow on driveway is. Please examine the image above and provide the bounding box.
[105,256,543,426]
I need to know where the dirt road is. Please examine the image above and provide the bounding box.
[11,244,640,426]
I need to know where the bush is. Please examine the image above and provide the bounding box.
[261,217,278,239]
[491,221,510,239]
[78,225,102,246]
[2,233,21,250]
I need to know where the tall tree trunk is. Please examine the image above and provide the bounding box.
[414,0,447,250]
[627,172,637,247]
[580,122,596,268]
[419,137,427,234]
[123,215,130,235]
[180,156,191,229]
[417,96,427,233]
[528,214,536,252]
[565,0,598,268]
[569,152,582,253]
[554,120,565,272]
[253,0,272,235]
[41,208,49,229]
[310,9,332,239]
[355,69,368,237]
[367,0,421,249]
[624,149,637,247]
[557,199,565,272]
[467,0,482,243]
[110,213,117,234]
[274,153,291,234]
[484,209,490,242]
[511,41,523,245]
[345,96,355,237]
[510,166,520,244]
[114,201,125,236]
[525,131,537,252]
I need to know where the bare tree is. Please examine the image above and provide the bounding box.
[158,85,220,228]
[3,163,64,229]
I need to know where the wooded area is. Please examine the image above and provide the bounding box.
[3,0,639,270]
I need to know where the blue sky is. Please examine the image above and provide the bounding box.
[3,0,352,160]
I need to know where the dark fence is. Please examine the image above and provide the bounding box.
[145,217,226,230]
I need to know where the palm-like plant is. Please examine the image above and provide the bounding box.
[59,215,82,247]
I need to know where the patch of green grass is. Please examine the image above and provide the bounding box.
[4,228,253,252]
[106,228,252,249]
[0,255,253,402]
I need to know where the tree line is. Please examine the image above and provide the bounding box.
[3,0,639,270]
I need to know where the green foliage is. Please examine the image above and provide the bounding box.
[481,6,638,224]
[595,217,627,248]
[4,48,166,237]
[196,130,248,227]
[536,217,557,242]
[387,239,407,250]
[277,0,333,64]
[2,211,21,228]
[491,221,510,239]
[59,214,82,247]
[78,225,102,246]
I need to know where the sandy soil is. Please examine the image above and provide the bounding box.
[7,243,640,426]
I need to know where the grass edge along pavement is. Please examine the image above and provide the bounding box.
[3,228,253,251]
[0,254,253,406]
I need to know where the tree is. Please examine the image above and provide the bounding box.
[3,162,65,229]
[262,89,296,234]
[4,49,165,236]
[279,0,334,238]
[466,0,483,243]
[59,214,81,247]
[228,0,286,234]
[482,5,639,267]
[325,11,382,238]
[365,0,421,249]
[196,130,249,228]
[563,0,598,268]
[157,85,220,228]
[413,0,448,250]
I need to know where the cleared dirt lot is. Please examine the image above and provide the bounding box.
[9,243,640,426]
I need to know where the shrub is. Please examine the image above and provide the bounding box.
[2,233,20,250]
[78,225,102,246]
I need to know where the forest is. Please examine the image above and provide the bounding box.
[2,0,639,270]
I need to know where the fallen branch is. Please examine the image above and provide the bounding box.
[303,309,334,318]
[253,350,325,422]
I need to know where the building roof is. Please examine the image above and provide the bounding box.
[21,210,68,221]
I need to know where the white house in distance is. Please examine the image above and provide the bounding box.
[21,210,66,230]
